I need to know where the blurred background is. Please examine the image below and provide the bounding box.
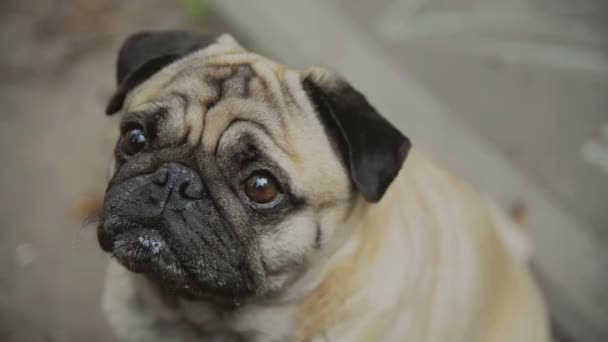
[0,0,606,341]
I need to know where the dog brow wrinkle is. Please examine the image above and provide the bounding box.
[236,65,255,98]
[241,74,252,98]
[276,68,299,113]
[180,125,191,146]
[315,224,322,249]
[170,91,193,144]
[205,77,225,112]
[171,91,191,113]
[251,61,289,130]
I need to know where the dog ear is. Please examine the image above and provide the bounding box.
[105,30,217,115]
[302,68,411,202]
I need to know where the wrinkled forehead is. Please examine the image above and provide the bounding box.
[122,37,311,146]
[124,35,301,112]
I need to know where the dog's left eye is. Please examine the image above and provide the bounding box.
[120,125,146,155]
[244,171,281,204]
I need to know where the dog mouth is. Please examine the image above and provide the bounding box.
[110,228,174,272]
[98,217,257,302]
[103,225,204,296]
[97,177,260,301]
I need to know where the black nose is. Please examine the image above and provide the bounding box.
[152,163,203,202]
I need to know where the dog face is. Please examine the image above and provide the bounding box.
[97,31,410,302]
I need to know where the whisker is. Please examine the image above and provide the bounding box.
[73,214,101,247]
[80,214,100,231]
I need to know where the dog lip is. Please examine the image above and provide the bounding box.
[111,230,167,264]
[109,228,183,277]
[136,235,164,254]
[106,227,209,297]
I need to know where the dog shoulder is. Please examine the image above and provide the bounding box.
[392,149,547,341]
[400,148,532,262]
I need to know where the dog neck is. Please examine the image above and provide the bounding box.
[105,151,492,342]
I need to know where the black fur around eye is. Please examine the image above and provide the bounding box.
[120,124,146,155]
[244,171,281,205]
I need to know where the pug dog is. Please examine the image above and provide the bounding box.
[98,31,549,342]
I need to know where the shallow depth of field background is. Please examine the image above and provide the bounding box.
[0,1,606,341]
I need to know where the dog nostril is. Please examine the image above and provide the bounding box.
[153,164,203,202]
[153,168,169,186]
[179,181,203,200]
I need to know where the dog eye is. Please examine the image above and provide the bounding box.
[120,125,146,155]
[244,171,281,204]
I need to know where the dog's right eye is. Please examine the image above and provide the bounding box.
[120,125,146,155]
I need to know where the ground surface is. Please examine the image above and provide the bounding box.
[0,1,197,340]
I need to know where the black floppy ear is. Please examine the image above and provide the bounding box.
[105,30,217,115]
[302,69,411,202]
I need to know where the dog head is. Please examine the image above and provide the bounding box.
[98,31,410,302]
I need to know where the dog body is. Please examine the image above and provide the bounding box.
[99,32,548,341]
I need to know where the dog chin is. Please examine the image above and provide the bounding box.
[104,227,200,296]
